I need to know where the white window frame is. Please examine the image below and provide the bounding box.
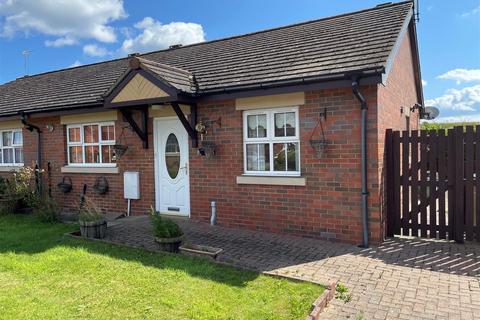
[66,122,116,167]
[243,107,300,176]
[0,129,24,166]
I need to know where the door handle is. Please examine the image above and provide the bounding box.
[179,162,188,175]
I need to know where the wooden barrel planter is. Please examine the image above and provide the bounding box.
[79,219,107,239]
[154,236,183,253]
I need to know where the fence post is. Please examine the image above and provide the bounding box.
[386,129,394,237]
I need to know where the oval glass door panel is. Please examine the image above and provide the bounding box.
[165,133,180,179]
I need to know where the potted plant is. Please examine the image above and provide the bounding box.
[150,207,184,253]
[78,198,107,239]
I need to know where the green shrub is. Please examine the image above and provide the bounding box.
[79,198,104,222]
[150,207,183,238]
[36,197,60,223]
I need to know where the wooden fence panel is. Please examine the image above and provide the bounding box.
[465,126,474,241]
[420,131,428,238]
[411,131,419,237]
[401,131,410,236]
[437,130,447,239]
[447,128,456,240]
[386,125,478,243]
[476,126,480,241]
[393,131,401,235]
[454,127,465,242]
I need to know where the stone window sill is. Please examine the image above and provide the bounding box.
[61,166,119,174]
[0,166,23,172]
[236,175,306,186]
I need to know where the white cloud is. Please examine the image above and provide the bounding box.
[462,5,480,17]
[121,17,205,54]
[422,79,427,86]
[0,0,126,45]
[45,36,77,47]
[425,84,480,111]
[437,69,480,84]
[431,113,480,123]
[83,44,109,57]
[68,60,82,68]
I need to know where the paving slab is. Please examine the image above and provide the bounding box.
[103,216,480,320]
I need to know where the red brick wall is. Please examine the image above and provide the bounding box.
[13,111,156,216]
[190,86,380,244]
[377,29,421,238]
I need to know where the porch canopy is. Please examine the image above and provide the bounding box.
[103,56,198,148]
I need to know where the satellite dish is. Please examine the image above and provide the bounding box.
[422,106,439,120]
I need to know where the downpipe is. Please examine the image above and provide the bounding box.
[210,201,217,225]
[351,78,369,248]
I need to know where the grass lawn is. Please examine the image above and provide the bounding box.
[0,215,323,320]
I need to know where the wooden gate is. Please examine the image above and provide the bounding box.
[386,126,480,243]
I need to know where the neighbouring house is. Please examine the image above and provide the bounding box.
[0,1,423,245]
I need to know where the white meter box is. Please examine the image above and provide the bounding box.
[124,171,140,199]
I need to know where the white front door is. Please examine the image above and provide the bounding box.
[154,117,190,216]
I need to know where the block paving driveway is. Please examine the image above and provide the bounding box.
[104,216,480,320]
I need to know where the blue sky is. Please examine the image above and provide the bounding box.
[0,0,479,122]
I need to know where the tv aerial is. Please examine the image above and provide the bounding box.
[22,49,32,75]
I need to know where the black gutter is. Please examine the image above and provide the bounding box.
[351,77,369,248]
[20,112,42,193]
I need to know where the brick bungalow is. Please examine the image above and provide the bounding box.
[0,1,423,245]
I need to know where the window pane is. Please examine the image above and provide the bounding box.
[13,131,22,145]
[165,133,180,179]
[3,148,13,163]
[0,150,2,163]
[274,142,299,172]
[275,112,296,137]
[2,132,12,146]
[14,147,23,164]
[101,145,115,163]
[247,114,267,138]
[69,146,83,163]
[101,125,115,141]
[84,125,99,143]
[85,145,100,163]
[285,112,296,136]
[68,127,81,143]
[246,143,269,171]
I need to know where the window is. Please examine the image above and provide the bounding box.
[66,122,116,166]
[0,129,23,165]
[243,107,300,176]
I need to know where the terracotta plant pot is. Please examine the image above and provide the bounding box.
[179,244,223,261]
[79,219,107,239]
[154,236,184,253]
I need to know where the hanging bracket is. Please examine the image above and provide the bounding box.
[121,107,148,149]
[319,108,327,121]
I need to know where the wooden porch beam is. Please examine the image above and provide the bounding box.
[171,102,198,148]
[121,107,148,149]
